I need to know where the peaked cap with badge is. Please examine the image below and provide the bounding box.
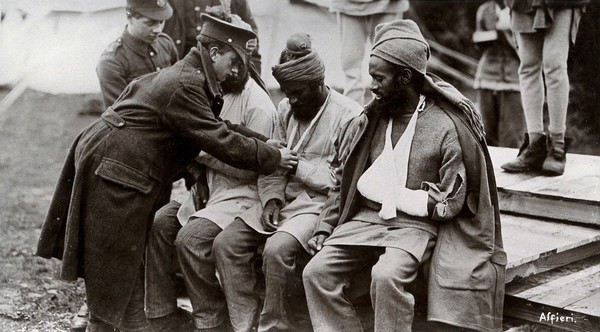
[127,0,173,21]
[199,13,257,65]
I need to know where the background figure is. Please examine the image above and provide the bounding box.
[501,0,589,175]
[330,0,410,105]
[473,0,525,148]
[164,0,262,73]
[96,0,178,110]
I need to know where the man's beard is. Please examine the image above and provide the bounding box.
[370,87,410,115]
[290,101,321,122]
[221,72,249,94]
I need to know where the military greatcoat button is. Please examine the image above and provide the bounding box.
[131,245,137,251]
[194,6,200,11]
[176,39,181,45]
[149,51,155,57]
[156,67,161,71]
[196,26,202,31]
[118,122,124,127]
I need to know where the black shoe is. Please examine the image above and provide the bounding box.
[542,137,568,176]
[501,133,548,173]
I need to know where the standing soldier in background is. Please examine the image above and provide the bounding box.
[73,1,177,330]
[501,0,590,176]
[164,0,262,73]
[96,0,178,109]
[330,0,410,106]
[472,0,525,148]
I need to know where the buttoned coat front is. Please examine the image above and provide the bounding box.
[36,47,280,326]
[315,78,506,331]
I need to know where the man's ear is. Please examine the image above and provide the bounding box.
[209,46,220,62]
[399,68,412,85]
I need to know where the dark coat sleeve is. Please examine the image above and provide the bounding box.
[96,56,127,108]
[162,83,280,175]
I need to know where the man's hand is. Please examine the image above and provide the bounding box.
[191,182,209,211]
[261,199,282,231]
[307,233,328,256]
[278,147,298,170]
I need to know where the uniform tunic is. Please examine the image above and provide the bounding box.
[36,47,280,326]
[96,28,178,108]
[240,89,361,252]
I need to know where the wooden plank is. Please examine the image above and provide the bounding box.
[507,255,600,296]
[502,214,600,279]
[504,296,600,332]
[499,191,600,226]
[507,241,600,283]
[566,291,600,317]
[489,147,600,225]
[522,269,600,308]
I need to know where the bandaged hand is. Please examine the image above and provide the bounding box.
[396,188,429,217]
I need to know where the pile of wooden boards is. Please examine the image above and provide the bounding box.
[492,147,600,332]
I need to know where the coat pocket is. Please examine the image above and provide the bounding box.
[95,157,155,194]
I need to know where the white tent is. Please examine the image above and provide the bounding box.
[0,0,355,94]
[1,0,126,93]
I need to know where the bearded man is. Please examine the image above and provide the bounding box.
[211,33,362,332]
[303,19,506,332]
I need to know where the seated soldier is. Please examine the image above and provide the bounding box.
[212,33,362,332]
[303,19,506,332]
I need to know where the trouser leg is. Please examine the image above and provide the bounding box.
[121,268,152,332]
[145,200,182,318]
[515,30,545,134]
[498,90,526,148]
[542,8,572,135]
[338,13,368,105]
[175,217,224,329]
[370,244,434,332]
[87,267,151,332]
[478,89,499,146]
[303,245,380,332]
[213,218,267,332]
[258,232,308,332]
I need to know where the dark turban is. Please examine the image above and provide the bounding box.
[371,19,430,75]
[272,33,325,85]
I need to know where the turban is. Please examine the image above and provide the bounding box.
[272,33,325,85]
[371,19,430,75]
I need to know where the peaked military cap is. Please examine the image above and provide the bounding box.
[127,0,173,21]
[199,13,258,65]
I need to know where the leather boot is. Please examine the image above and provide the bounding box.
[542,137,569,176]
[501,133,548,172]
